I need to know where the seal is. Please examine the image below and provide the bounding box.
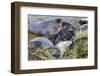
[28,37,54,53]
[55,41,72,58]
[48,21,75,45]
[28,37,65,59]
[28,19,62,36]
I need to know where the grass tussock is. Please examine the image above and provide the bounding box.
[76,30,88,40]
[63,38,88,59]
[28,48,55,60]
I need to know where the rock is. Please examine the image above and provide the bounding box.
[78,19,88,31]
[28,18,62,36]
[79,20,88,25]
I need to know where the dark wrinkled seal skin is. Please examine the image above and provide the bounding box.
[48,21,75,47]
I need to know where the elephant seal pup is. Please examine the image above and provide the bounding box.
[28,19,62,36]
[48,22,75,45]
[28,37,54,53]
[55,41,72,58]
[28,37,65,59]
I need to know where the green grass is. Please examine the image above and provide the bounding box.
[75,30,88,40]
[28,32,40,42]
[63,38,88,59]
[28,48,55,60]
